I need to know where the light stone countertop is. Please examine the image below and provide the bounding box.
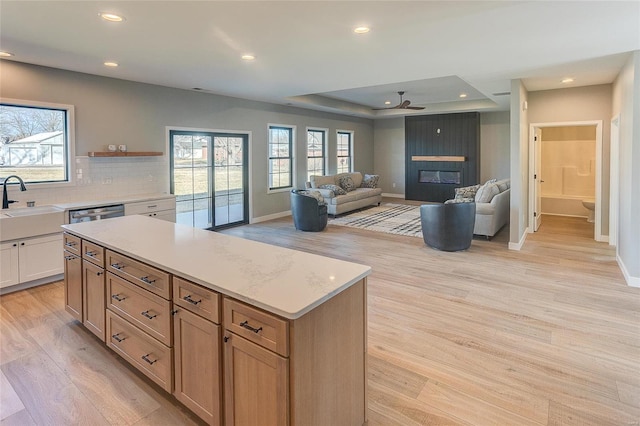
[62,215,371,319]
[54,193,175,211]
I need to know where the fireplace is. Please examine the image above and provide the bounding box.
[418,170,461,185]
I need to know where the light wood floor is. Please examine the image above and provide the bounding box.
[1,209,638,425]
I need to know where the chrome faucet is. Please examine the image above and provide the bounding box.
[2,175,27,209]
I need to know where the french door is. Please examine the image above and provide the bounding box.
[170,130,249,230]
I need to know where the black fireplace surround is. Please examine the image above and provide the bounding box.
[405,112,480,203]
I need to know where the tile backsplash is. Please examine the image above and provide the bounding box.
[3,156,170,207]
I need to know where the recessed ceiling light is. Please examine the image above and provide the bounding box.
[384,101,391,105]
[459,93,468,98]
[353,26,370,34]
[562,78,574,83]
[99,12,125,22]
[104,61,119,67]
[0,51,14,57]
[241,54,255,61]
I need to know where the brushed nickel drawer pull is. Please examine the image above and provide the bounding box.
[111,263,124,270]
[65,241,77,247]
[141,354,157,365]
[141,310,157,320]
[112,333,126,342]
[85,250,97,257]
[140,276,156,285]
[64,255,76,260]
[183,295,202,305]
[111,294,126,302]
[240,320,263,334]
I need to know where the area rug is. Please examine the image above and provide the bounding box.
[329,203,423,238]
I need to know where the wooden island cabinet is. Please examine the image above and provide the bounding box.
[62,215,370,426]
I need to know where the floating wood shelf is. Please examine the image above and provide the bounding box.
[411,155,466,162]
[88,151,163,157]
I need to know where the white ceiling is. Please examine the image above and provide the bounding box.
[1,1,639,119]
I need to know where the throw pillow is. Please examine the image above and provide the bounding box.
[454,184,480,201]
[496,180,509,192]
[445,197,475,204]
[475,183,500,203]
[318,184,346,196]
[298,190,325,205]
[361,174,380,188]
[337,175,357,192]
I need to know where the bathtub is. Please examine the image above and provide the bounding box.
[541,194,592,218]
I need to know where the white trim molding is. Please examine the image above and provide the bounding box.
[618,255,640,288]
[509,227,529,251]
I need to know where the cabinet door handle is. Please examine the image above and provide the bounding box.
[112,333,126,342]
[111,294,126,302]
[96,271,103,276]
[85,251,97,258]
[65,241,77,247]
[64,255,75,260]
[240,321,263,334]
[12,243,17,247]
[141,310,157,320]
[183,295,201,305]
[141,354,157,365]
[111,263,124,270]
[140,276,156,285]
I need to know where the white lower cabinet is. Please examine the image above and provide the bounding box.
[124,198,176,223]
[1,233,63,288]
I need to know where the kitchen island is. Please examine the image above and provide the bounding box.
[62,215,370,426]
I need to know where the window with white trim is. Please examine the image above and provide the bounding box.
[268,125,293,190]
[336,130,353,174]
[1,100,73,183]
[306,128,326,180]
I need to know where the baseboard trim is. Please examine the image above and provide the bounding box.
[509,227,529,251]
[251,210,291,224]
[382,193,405,199]
[0,273,64,295]
[617,254,640,288]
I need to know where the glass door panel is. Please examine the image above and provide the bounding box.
[171,131,248,230]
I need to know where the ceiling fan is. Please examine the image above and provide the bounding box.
[373,91,425,110]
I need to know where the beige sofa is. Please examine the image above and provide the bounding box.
[306,172,382,216]
[446,178,510,238]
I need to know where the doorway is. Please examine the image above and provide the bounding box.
[170,130,249,230]
[529,121,603,240]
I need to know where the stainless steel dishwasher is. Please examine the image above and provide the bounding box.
[68,204,125,223]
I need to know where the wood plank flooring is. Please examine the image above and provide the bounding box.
[1,208,638,425]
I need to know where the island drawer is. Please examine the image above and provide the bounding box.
[63,233,81,255]
[173,277,220,324]
[106,250,171,299]
[223,298,289,357]
[82,240,105,267]
[106,310,172,393]
[107,272,172,346]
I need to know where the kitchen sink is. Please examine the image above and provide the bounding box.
[0,205,65,242]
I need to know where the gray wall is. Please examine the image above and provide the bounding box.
[612,51,640,284]
[0,61,374,220]
[510,79,529,247]
[480,112,510,182]
[528,84,613,236]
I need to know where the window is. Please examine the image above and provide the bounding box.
[0,100,73,184]
[307,128,326,180]
[337,130,353,174]
[268,125,293,190]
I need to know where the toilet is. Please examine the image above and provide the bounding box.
[582,198,595,223]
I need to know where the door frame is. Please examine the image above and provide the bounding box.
[528,120,603,241]
[166,126,252,226]
[609,115,620,247]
